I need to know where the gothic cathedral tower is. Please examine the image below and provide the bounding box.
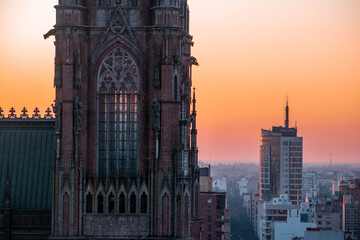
[49,0,200,239]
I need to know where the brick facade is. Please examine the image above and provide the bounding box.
[50,0,201,239]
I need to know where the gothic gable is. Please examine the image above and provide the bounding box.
[92,4,142,63]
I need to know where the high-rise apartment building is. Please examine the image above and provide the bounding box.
[260,101,303,204]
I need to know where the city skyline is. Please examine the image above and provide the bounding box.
[0,0,359,163]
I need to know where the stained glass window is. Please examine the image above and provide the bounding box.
[98,47,139,177]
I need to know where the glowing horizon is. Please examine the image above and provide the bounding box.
[0,0,359,164]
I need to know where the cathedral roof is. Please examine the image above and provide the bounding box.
[0,116,54,211]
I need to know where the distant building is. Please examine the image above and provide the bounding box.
[200,166,213,192]
[237,178,249,196]
[303,228,345,240]
[314,203,341,230]
[259,195,316,240]
[260,101,303,204]
[213,177,227,192]
[303,172,318,200]
[343,194,359,238]
[249,194,262,236]
[300,202,315,223]
[199,166,230,240]
[339,179,360,239]
[243,193,252,208]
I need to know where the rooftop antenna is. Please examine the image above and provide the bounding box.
[285,95,289,128]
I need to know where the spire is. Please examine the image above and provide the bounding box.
[192,87,196,115]
[191,87,198,168]
[284,96,289,128]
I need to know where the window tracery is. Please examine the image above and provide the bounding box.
[98,47,139,177]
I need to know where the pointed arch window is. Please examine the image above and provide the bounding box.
[119,193,126,213]
[98,193,104,213]
[86,193,93,213]
[108,193,115,213]
[130,193,137,213]
[141,192,147,213]
[98,47,139,177]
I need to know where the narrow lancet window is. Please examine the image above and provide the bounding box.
[108,193,115,213]
[141,192,147,213]
[130,193,136,213]
[86,193,92,213]
[119,193,126,213]
[98,193,104,213]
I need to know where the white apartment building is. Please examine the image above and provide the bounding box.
[258,194,316,240]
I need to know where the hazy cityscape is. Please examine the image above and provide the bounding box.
[0,0,359,240]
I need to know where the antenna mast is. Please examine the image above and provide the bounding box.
[285,96,289,128]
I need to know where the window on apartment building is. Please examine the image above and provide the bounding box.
[208,216,212,222]
[208,225,212,231]
[208,235,212,240]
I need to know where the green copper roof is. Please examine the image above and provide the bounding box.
[0,119,55,211]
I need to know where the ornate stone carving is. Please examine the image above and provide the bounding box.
[54,63,62,87]
[52,102,62,134]
[74,47,82,89]
[73,96,83,132]
[153,48,161,89]
[173,52,181,66]
[83,214,149,237]
[98,47,139,90]
[54,42,62,87]
[152,99,161,132]
[110,14,125,34]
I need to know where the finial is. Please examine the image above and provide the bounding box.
[20,107,29,119]
[45,107,53,119]
[32,107,40,119]
[192,87,196,114]
[8,107,16,118]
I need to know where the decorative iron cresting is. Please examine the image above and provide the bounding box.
[0,107,54,119]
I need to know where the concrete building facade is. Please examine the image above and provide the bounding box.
[260,102,303,204]
[259,195,315,240]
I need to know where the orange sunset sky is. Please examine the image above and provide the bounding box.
[0,0,359,164]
